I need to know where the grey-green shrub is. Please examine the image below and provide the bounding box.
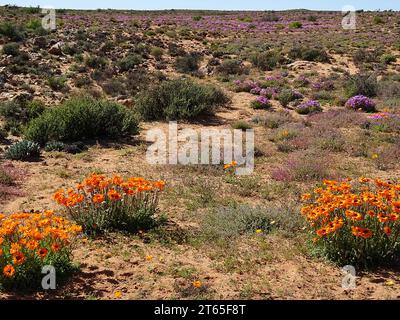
[25,96,139,145]
[135,78,229,120]
[5,140,40,161]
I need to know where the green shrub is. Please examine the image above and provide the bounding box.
[0,22,25,41]
[288,45,329,63]
[44,141,66,152]
[25,96,139,145]
[135,78,229,120]
[201,204,273,242]
[85,56,107,69]
[5,140,41,161]
[250,50,283,71]
[117,54,142,72]
[344,73,378,98]
[216,59,248,76]
[175,53,201,74]
[150,47,163,60]
[289,21,303,29]
[48,76,67,91]
[232,121,252,131]
[2,42,20,56]
[278,89,302,107]
[380,54,396,65]
[0,99,45,135]
[373,15,385,24]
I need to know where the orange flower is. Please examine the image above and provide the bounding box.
[92,194,105,204]
[3,265,15,278]
[51,243,61,252]
[316,227,328,237]
[37,248,48,258]
[26,240,39,250]
[384,226,392,236]
[107,189,122,201]
[10,242,21,255]
[192,280,202,288]
[301,193,312,201]
[13,252,26,265]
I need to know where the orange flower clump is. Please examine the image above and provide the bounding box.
[53,173,166,235]
[0,211,81,283]
[301,178,400,266]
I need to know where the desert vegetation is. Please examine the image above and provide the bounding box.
[0,5,400,299]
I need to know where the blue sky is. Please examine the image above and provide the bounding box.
[0,0,399,10]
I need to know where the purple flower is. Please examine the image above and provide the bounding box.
[345,95,376,112]
[250,86,262,94]
[256,96,269,104]
[296,100,322,114]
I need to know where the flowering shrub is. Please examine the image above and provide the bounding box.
[0,211,81,290]
[345,95,376,112]
[251,96,271,109]
[295,100,322,115]
[301,178,400,267]
[53,174,166,236]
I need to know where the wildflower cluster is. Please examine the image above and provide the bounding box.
[53,174,166,235]
[301,178,400,267]
[295,100,322,115]
[0,211,81,290]
[251,96,272,109]
[345,95,376,113]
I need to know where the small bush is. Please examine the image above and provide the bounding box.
[85,56,107,69]
[25,96,139,145]
[53,173,166,236]
[0,99,45,135]
[117,54,142,72]
[278,89,302,107]
[344,73,378,98]
[232,121,252,131]
[0,211,81,291]
[301,178,400,268]
[175,53,201,74]
[345,95,376,112]
[135,78,229,121]
[295,100,322,115]
[150,47,164,60]
[216,59,248,76]
[251,96,272,109]
[271,151,332,182]
[5,140,40,161]
[48,76,67,91]
[380,54,396,65]
[2,42,19,56]
[289,21,303,29]
[0,22,25,41]
[44,141,66,152]
[288,45,329,63]
[201,205,273,241]
[252,111,294,129]
[250,50,283,71]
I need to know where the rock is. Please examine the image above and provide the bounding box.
[48,42,64,55]
[33,36,47,48]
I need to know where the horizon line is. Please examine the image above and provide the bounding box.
[1,5,398,12]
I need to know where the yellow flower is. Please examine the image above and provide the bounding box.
[372,154,379,159]
[386,280,395,286]
[114,291,122,299]
[255,229,263,234]
[145,255,153,261]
